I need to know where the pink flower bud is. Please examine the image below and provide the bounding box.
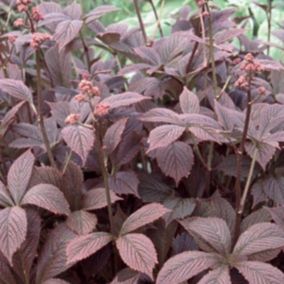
[94,103,110,117]
[64,113,81,125]
[13,18,25,27]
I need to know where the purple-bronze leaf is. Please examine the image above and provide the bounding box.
[42,279,70,284]
[100,92,149,109]
[103,118,128,154]
[7,150,35,204]
[180,217,231,255]
[66,232,112,264]
[85,5,119,24]
[0,181,13,207]
[120,203,170,235]
[179,87,200,114]
[36,224,77,282]
[140,108,182,124]
[12,209,41,282]
[163,197,196,226]
[198,266,232,284]
[235,261,284,284]
[233,222,284,257]
[66,210,97,235]
[147,125,185,151]
[83,187,122,211]
[53,20,83,50]
[61,125,94,164]
[116,233,158,279]
[156,251,221,284]
[0,206,27,264]
[109,171,140,197]
[155,141,194,185]
[21,184,70,216]
[0,79,32,102]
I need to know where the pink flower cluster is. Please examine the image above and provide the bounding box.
[94,103,110,117]
[13,18,25,27]
[64,113,81,125]
[240,53,263,73]
[79,79,100,97]
[16,0,32,13]
[31,7,43,22]
[30,33,51,49]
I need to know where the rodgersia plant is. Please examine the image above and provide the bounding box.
[0,0,284,283]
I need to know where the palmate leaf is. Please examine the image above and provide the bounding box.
[120,203,169,235]
[21,184,70,216]
[66,232,113,264]
[180,217,231,255]
[156,251,221,284]
[155,141,194,185]
[0,206,27,264]
[198,266,231,284]
[7,150,35,204]
[233,223,284,257]
[235,261,284,284]
[116,233,158,280]
[147,124,185,151]
[53,20,83,50]
[61,125,94,164]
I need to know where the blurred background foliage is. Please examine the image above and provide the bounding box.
[1,0,284,59]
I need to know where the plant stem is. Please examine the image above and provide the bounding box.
[234,76,252,210]
[205,2,218,97]
[233,76,253,242]
[35,50,57,168]
[234,147,257,242]
[95,121,115,235]
[133,0,148,45]
[205,142,214,196]
[267,0,273,55]
[148,0,164,37]
[80,31,91,72]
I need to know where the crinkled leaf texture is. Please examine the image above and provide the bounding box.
[53,20,83,50]
[0,79,33,102]
[66,232,113,264]
[157,251,221,284]
[235,261,284,284]
[21,184,70,215]
[198,266,231,284]
[83,187,122,210]
[100,92,149,109]
[66,210,97,235]
[61,125,94,164]
[233,223,284,257]
[36,224,77,282]
[179,87,200,114]
[155,141,194,185]
[116,233,158,280]
[147,125,185,151]
[7,149,35,204]
[180,217,231,255]
[0,206,27,264]
[120,203,170,235]
[109,171,140,197]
